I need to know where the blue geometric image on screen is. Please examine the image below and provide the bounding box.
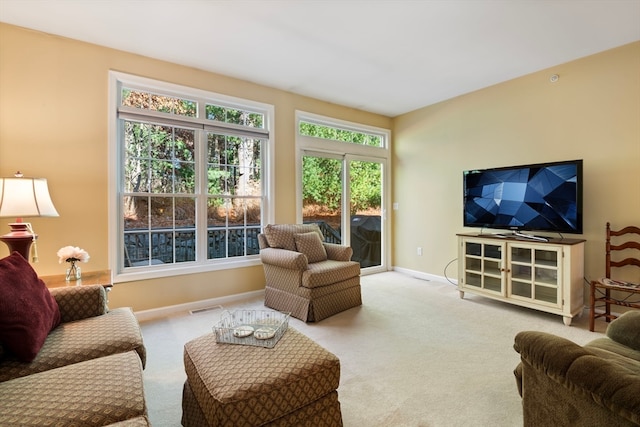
[463,161,581,233]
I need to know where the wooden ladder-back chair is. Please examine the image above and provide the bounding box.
[589,222,640,331]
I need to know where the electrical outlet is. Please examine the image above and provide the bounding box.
[417,247,422,256]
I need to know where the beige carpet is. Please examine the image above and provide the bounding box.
[139,271,603,427]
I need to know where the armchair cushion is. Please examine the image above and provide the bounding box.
[295,231,328,263]
[0,252,61,362]
[302,260,361,288]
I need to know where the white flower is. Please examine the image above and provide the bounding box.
[57,246,90,263]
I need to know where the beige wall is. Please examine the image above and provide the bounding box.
[0,23,391,311]
[392,42,640,286]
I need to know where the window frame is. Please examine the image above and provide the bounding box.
[295,111,391,274]
[108,71,274,283]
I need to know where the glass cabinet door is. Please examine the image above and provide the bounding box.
[463,241,505,295]
[508,244,561,306]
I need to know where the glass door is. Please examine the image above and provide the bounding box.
[301,152,385,271]
[301,154,343,244]
[349,158,382,268]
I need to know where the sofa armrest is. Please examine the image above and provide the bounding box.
[514,331,640,425]
[49,285,108,323]
[260,247,309,270]
[324,243,353,262]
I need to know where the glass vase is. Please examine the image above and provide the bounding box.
[66,261,82,281]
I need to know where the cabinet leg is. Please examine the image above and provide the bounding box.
[563,316,572,326]
[458,290,464,299]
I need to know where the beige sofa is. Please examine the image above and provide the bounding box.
[259,223,362,322]
[514,310,640,426]
[0,283,148,426]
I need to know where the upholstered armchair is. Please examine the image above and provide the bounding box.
[258,223,362,322]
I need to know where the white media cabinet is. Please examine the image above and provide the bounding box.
[457,233,585,325]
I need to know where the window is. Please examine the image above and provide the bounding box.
[299,120,384,147]
[109,72,273,281]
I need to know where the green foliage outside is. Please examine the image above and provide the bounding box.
[300,122,382,214]
[122,89,381,225]
[122,89,264,228]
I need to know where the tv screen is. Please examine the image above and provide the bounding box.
[463,160,583,234]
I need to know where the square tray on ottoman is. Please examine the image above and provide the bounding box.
[182,327,342,427]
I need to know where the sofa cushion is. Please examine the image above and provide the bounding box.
[583,342,640,374]
[0,252,61,362]
[605,311,640,352]
[0,307,146,382]
[295,231,328,263]
[263,224,322,251]
[0,351,147,425]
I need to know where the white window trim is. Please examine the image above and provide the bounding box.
[108,71,274,283]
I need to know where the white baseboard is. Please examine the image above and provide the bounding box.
[134,289,265,322]
[392,266,458,285]
[391,267,633,320]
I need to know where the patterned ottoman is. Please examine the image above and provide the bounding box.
[182,327,342,426]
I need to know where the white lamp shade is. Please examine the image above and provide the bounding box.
[0,177,59,218]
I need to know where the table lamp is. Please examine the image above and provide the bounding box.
[0,172,59,260]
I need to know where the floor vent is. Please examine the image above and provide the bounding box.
[189,305,223,315]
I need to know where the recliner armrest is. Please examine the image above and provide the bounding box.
[49,285,109,323]
[324,243,353,262]
[260,247,309,270]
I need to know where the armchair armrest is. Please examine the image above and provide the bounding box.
[514,331,640,425]
[49,285,108,323]
[260,247,309,270]
[324,243,353,261]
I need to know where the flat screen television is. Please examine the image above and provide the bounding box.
[463,159,583,236]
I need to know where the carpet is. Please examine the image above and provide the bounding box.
[139,271,602,426]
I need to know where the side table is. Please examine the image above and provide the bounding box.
[41,269,112,289]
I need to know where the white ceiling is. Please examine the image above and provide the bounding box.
[1,0,639,117]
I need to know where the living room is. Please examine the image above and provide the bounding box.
[0,1,639,425]
[1,2,638,314]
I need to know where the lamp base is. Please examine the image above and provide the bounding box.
[0,223,37,260]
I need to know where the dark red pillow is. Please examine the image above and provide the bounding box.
[0,252,61,362]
